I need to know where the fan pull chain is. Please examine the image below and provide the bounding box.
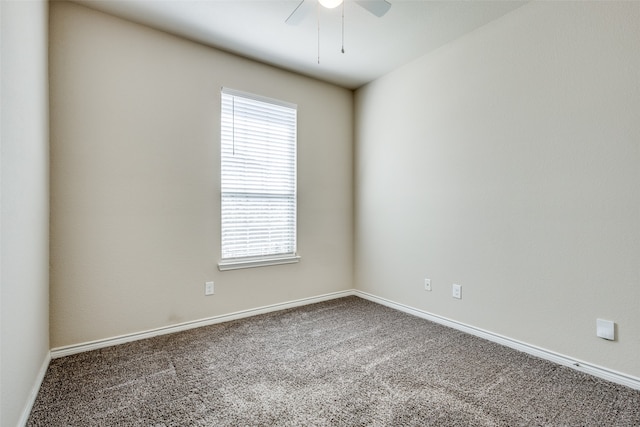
[341,1,345,54]
[316,1,345,63]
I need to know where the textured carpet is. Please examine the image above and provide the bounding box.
[28,296,640,426]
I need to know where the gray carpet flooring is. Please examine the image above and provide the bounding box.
[28,296,640,426]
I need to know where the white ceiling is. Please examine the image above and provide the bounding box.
[71,0,528,89]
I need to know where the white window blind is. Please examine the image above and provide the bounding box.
[219,88,298,270]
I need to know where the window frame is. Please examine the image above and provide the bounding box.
[218,87,300,271]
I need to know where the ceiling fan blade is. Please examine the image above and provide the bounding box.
[285,0,311,25]
[355,0,392,17]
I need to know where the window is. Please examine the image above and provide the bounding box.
[218,88,299,270]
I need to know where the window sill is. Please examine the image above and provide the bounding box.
[218,255,301,271]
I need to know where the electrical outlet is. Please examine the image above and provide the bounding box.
[452,283,462,299]
[205,281,214,296]
[424,278,431,291]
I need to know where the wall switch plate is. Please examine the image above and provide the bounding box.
[205,281,214,296]
[596,318,615,340]
[452,283,462,299]
[424,278,431,291]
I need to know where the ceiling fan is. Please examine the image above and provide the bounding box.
[285,0,392,25]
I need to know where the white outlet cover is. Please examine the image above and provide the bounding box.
[424,278,431,291]
[596,318,615,341]
[205,281,214,296]
[452,283,462,299]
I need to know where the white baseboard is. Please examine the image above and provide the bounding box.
[49,288,640,392]
[355,290,640,391]
[18,351,51,427]
[50,289,355,359]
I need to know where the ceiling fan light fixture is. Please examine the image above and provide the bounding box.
[318,0,343,9]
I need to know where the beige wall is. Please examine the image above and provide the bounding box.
[355,1,640,378]
[49,2,353,348]
[0,0,50,425]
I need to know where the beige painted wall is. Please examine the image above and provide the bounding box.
[0,0,50,425]
[49,2,353,348]
[355,1,640,378]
